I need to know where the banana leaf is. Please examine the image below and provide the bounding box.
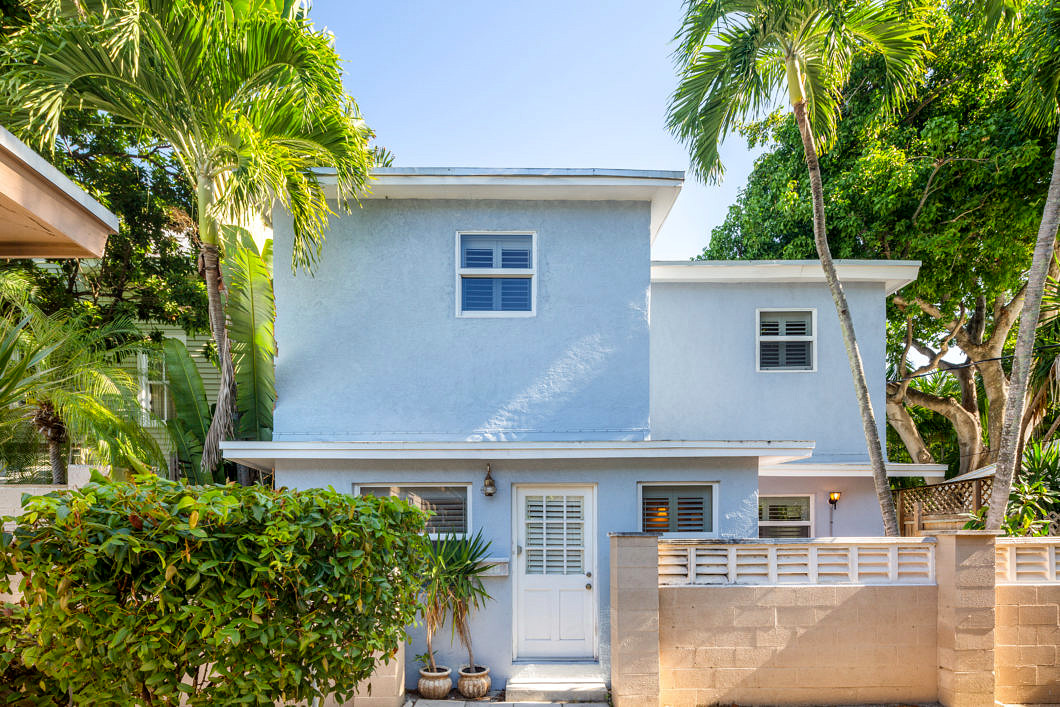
[162,338,211,480]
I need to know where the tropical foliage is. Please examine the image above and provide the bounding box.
[696,1,1058,479]
[965,442,1060,536]
[668,0,930,535]
[419,531,493,672]
[0,474,428,705]
[1,0,375,476]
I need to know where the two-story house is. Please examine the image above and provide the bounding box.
[221,168,944,693]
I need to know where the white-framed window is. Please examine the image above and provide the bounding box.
[355,483,471,537]
[759,495,814,538]
[137,348,174,425]
[638,483,717,537]
[456,231,536,317]
[757,308,816,372]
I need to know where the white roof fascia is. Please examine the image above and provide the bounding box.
[222,439,814,471]
[759,461,948,478]
[315,167,684,243]
[651,260,922,296]
[0,125,119,233]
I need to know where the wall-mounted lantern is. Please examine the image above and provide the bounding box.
[482,463,496,497]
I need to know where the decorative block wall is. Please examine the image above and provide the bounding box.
[995,584,1060,705]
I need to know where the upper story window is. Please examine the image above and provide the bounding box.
[457,232,535,317]
[757,309,816,372]
[640,483,715,536]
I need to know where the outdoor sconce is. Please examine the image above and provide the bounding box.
[482,463,496,497]
[828,491,841,536]
[828,491,841,508]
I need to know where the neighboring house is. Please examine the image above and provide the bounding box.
[221,167,943,690]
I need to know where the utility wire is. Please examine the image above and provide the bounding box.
[891,342,1060,383]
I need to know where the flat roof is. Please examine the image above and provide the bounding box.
[315,166,685,242]
[0,125,118,258]
[651,259,922,296]
[222,439,814,472]
[759,461,948,478]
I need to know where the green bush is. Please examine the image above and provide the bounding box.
[0,474,428,705]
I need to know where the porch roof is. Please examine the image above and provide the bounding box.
[221,439,814,472]
[0,126,118,258]
[759,461,948,478]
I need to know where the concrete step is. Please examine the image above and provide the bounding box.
[503,664,608,703]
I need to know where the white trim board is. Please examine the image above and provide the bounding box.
[222,439,815,470]
[315,167,684,243]
[759,461,947,478]
[651,260,922,296]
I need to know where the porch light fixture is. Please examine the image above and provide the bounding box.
[828,491,841,508]
[482,463,496,497]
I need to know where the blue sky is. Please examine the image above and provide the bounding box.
[312,0,762,260]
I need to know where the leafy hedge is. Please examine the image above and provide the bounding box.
[0,474,428,705]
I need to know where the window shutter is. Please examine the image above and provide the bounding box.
[360,486,468,535]
[641,486,712,533]
[759,311,813,370]
[525,494,584,575]
[758,496,812,539]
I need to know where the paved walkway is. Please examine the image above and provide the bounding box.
[410,700,608,707]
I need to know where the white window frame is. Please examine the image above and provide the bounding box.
[137,336,183,426]
[756,307,817,373]
[636,481,719,539]
[353,482,472,539]
[758,493,815,537]
[455,230,537,318]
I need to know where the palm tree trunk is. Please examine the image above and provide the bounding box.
[792,100,899,536]
[48,437,66,485]
[987,125,1060,530]
[197,177,238,477]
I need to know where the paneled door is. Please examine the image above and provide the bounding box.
[514,486,596,659]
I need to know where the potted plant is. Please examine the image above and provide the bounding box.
[416,531,494,699]
[448,531,493,699]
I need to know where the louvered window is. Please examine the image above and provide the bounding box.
[360,485,469,536]
[758,310,815,371]
[458,233,535,315]
[524,494,584,574]
[640,485,713,534]
[759,495,812,538]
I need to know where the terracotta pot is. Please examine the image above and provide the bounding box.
[418,666,452,699]
[457,666,491,699]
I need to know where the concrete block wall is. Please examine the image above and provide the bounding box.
[656,585,937,706]
[609,534,661,707]
[996,584,1060,705]
[316,645,406,707]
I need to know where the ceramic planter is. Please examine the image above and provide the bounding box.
[418,666,452,699]
[457,666,491,699]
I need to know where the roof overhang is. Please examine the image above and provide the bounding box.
[651,259,922,296]
[759,461,948,478]
[0,126,118,258]
[222,439,814,472]
[318,167,684,243]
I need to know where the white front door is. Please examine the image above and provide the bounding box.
[514,485,596,659]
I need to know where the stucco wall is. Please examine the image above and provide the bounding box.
[996,584,1060,705]
[271,199,651,442]
[275,456,758,688]
[649,281,886,463]
[657,585,938,706]
[758,476,884,536]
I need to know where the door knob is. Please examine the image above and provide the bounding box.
[585,583,592,590]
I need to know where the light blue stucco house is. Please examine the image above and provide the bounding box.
[222,167,944,692]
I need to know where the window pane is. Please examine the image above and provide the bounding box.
[461,234,532,269]
[461,277,532,312]
[360,485,468,535]
[760,496,811,522]
[462,278,496,311]
[759,525,811,539]
[641,485,712,533]
[500,278,531,311]
[759,341,812,370]
[760,311,812,337]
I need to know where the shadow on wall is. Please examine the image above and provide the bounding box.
[468,332,617,441]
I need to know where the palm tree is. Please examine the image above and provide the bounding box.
[667,0,929,535]
[3,307,164,484]
[988,0,1060,530]
[1,0,374,474]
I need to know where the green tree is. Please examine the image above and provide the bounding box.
[668,0,929,535]
[1,0,374,477]
[0,474,428,705]
[699,3,1054,477]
